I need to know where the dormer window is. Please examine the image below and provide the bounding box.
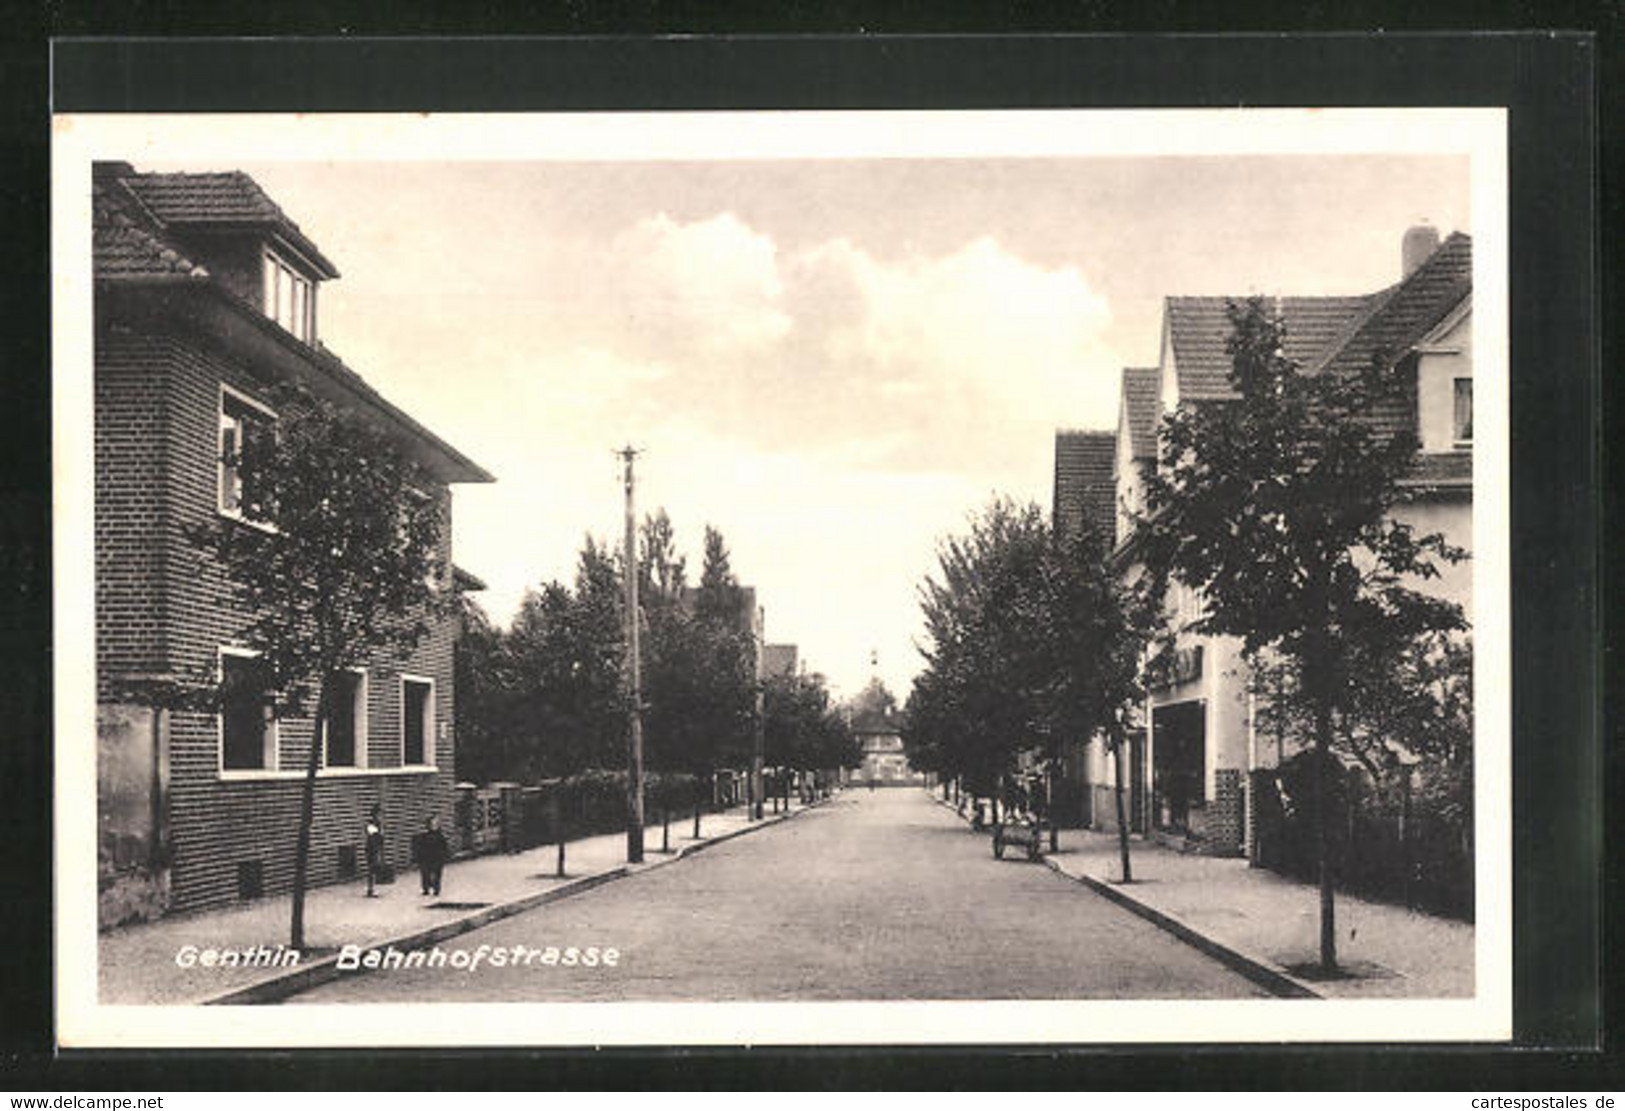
[263,248,315,342]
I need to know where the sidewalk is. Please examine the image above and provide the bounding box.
[928,791,1474,1000]
[99,795,824,1006]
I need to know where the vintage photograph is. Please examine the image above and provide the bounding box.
[54,109,1509,1046]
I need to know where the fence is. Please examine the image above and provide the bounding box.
[454,770,738,857]
[1250,757,1473,921]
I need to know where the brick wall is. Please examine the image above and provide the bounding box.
[1206,767,1245,857]
[97,308,460,915]
[95,325,172,697]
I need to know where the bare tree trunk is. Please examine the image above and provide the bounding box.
[1314,695,1337,974]
[290,676,331,951]
[1113,727,1133,884]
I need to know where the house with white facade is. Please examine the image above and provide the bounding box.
[1056,226,1473,857]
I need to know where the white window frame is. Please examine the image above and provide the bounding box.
[217,646,278,776]
[218,383,277,527]
[1452,376,1473,447]
[262,247,315,342]
[322,666,369,770]
[400,674,437,769]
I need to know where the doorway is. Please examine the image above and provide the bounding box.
[1152,701,1205,835]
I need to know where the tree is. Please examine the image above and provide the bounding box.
[695,524,737,617]
[499,538,627,779]
[1052,521,1159,877]
[848,677,898,727]
[908,497,1145,834]
[454,594,511,784]
[625,513,758,830]
[639,508,687,601]
[190,380,452,949]
[1138,297,1468,973]
[764,670,855,777]
[691,524,762,811]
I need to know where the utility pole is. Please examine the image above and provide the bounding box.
[751,623,764,821]
[619,445,644,863]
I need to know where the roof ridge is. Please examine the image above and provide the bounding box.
[1306,231,1472,376]
[119,167,339,278]
[112,174,167,233]
[93,173,209,280]
[1301,285,1405,375]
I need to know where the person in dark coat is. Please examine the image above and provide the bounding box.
[363,804,385,898]
[416,814,449,897]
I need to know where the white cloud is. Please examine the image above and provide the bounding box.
[606,211,792,358]
[797,234,1119,432]
[450,219,1126,695]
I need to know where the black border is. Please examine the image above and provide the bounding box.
[4,26,1614,1090]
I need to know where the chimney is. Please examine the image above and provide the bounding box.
[1402,223,1441,278]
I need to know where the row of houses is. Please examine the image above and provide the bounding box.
[1051,224,1474,858]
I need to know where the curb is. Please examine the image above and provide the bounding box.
[671,797,824,862]
[1038,857,1322,1000]
[204,798,828,1006]
[926,788,1322,1001]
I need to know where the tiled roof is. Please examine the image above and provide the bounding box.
[120,170,339,278]
[1397,450,1472,489]
[1310,234,1472,377]
[1053,429,1117,545]
[92,162,493,485]
[1121,366,1161,461]
[125,171,288,224]
[1165,294,1377,402]
[1308,232,1473,440]
[93,173,209,281]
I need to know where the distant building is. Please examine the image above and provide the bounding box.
[679,585,764,650]
[853,725,919,786]
[847,680,921,786]
[762,644,798,679]
[1052,429,1118,546]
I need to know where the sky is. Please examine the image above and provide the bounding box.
[197,153,1469,700]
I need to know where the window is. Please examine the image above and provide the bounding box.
[323,669,367,768]
[219,386,274,521]
[262,249,315,342]
[402,677,434,767]
[220,650,276,772]
[1453,378,1473,444]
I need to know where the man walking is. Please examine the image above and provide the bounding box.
[364,804,386,898]
[416,814,449,897]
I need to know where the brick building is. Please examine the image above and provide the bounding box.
[762,643,799,680]
[1056,227,1474,857]
[93,163,494,924]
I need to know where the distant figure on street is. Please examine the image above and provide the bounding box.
[868,776,876,792]
[415,815,449,897]
[363,804,385,898]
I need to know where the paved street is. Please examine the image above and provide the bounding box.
[293,789,1267,1002]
